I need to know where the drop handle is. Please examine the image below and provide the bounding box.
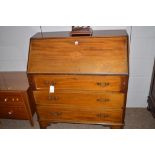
[50,112,62,117]
[96,113,109,119]
[48,96,59,101]
[8,111,13,115]
[44,80,56,85]
[96,98,110,103]
[96,82,110,87]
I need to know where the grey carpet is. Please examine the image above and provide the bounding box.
[0,108,155,129]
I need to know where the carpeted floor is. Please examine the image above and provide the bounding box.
[0,108,155,129]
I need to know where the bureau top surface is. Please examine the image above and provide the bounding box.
[28,30,129,75]
[0,72,29,91]
[31,30,128,39]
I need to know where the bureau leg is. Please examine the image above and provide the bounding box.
[110,125,124,129]
[39,121,49,129]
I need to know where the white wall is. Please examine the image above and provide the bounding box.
[127,27,155,107]
[0,26,40,71]
[0,26,155,107]
[42,26,130,33]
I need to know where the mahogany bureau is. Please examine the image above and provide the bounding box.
[0,72,35,126]
[27,30,129,129]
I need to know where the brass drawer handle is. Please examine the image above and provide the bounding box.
[96,82,110,87]
[44,80,56,85]
[96,98,110,103]
[48,96,59,101]
[50,112,62,117]
[96,113,109,118]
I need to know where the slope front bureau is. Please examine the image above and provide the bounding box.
[27,30,129,129]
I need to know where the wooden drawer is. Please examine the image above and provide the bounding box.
[0,92,24,106]
[33,75,126,92]
[37,106,123,124]
[0,106,28,119]
[33,91,125,109]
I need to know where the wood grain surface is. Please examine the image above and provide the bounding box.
[33,75,126,92]
[28,37,128,74]
[33,91,125,109]
[37,105,123,124]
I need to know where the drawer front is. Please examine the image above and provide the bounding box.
[33,91,125,109]
[33,75,125,92]
[37,106,123,124]
[28,37,128,74]
[0,92,24,106]
[0,106,28,119]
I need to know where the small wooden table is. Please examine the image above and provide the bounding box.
[0,72,35,126]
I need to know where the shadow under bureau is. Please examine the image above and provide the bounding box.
[0,72,35,126]
[27,30,129,129]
